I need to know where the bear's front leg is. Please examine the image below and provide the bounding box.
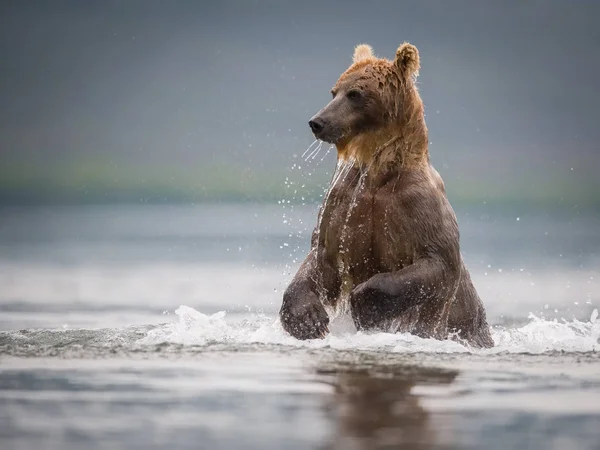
[350,258,458,332]
[280,233,339,340]
[280,286,329,340]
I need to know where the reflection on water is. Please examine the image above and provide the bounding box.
[320,363,457,450]
[1,348,600,450]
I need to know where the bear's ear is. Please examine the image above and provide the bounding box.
[394,42,420,78]
[353,44,374,64]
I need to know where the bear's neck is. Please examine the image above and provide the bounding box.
[336,86,429,174]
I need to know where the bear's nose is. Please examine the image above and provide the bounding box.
[308,118,324,134]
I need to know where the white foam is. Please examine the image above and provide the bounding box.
[139,306,600,354]
[490,309,599,353]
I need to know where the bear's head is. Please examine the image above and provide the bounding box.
[309,42,428,168]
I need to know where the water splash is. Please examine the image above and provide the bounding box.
[140,306,600,355]
[305,140,324,161]
[491,309,600,353]
[318,145,333,163]
[301,139,320,159]
[2,307,597,357]
[279,140,336,281]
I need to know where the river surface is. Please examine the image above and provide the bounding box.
[0,203,599,449]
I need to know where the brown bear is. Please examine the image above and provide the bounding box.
[279,42,494,348]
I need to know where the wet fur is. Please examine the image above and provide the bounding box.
[280,42,493,348]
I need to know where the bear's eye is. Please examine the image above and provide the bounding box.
[346,90,362,100]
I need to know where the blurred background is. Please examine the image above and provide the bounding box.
[1,0,599,207]
[0,1,599,331]
[2,4,600,449]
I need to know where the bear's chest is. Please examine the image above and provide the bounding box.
[318,173,413,292]
[325,182,373,258]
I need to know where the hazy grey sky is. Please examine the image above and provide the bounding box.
[1,0,599,201]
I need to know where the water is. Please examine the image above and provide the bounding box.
[1,203,599,449]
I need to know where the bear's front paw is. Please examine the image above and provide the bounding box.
[280,292,329,340]
[350,277,395,331]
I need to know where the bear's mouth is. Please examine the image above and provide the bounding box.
[316,134,338,145]
[311,128,344,145]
